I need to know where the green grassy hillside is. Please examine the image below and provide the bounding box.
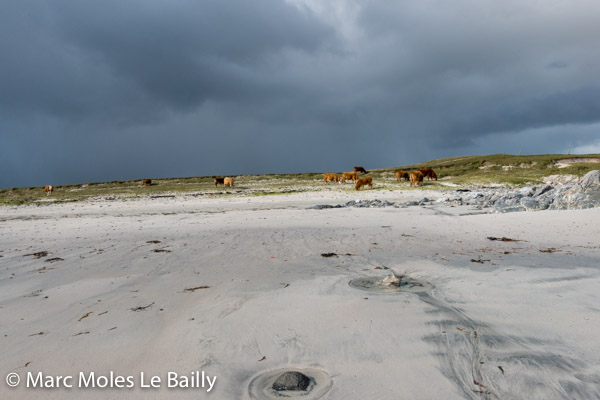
[1,154,598,206]
[375,153,600,186]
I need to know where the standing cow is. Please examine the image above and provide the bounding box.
[409,171,424,187]
[341,172,359,183]
[214,177,225,187]
[395,171,409,181]
[323,173,341,183]
[44,185,54,196]
[354,166,368,174]
[418,168,438,181]
[355,176,373,190]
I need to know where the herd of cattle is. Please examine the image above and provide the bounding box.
[142,176,237,188]
[395,168,437,187]
[42,167,438,195]
[324,166,437,190]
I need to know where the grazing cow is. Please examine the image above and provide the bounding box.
[341,171,359,183]
[142,179,152,186]
[395,171,409,181]
[418,168,438,181]
[224,177,234,187]
[323,173,341,183]
[44,185,54,196]
[410,171,424,187]
[214,177,225,187]
[354,166,368,174]
[355,176,373,190]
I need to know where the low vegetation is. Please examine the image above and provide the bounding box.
[375,153,600,186]
[1,154,598,206]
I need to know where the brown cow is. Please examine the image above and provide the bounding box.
[409,171,424,187]
[341,171,359,183]
[142,179,152,186]
[323,173,341,183]
[224,177,234,187]
[395,171,409,181]
[418,168,438,181]
[355,176,373,190]
[44,185,54,196]
[214,177,225,187]
[354,166,368,174]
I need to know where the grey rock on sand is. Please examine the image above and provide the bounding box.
[272,371,311,391]
[581,170,600,191]
[310,170,600,213]
[378,273,402,286]
[438,170,600,212]
[542,174,579,185]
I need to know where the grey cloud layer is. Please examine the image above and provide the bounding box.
[1,0,333,124]
[2,0,600,187]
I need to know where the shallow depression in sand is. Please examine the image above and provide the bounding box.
[248,367,332,399]
[349,275,433,293]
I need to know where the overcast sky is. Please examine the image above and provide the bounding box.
[2,0,600,188]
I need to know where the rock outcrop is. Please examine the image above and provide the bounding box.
[309,171,600,213]
[451,170,600,212]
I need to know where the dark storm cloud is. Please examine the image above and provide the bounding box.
[352,0,600,139]
[441,87,600,145]
[56,0,333,110]
[2,0,600,188]
[0,0,333,124]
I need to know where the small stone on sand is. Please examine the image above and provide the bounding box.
[379,273,402,286]
[272,371,311,391]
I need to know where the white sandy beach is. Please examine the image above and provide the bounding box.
[1,190,600,399]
